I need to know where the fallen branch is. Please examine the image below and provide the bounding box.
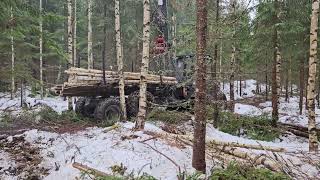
[140,141,181,172]
[208,140,286,152]
[72,162,110,177]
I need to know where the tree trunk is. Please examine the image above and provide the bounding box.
[285,61,289,102]
[67,0,73,110]
[10,7,15,100]
[212,0,219,128]
[229,1,236,112]
[305,65,309,110]
[299,57,305,115]
[102,2,107,85]
[289,57,293,97]
[192,0,207,173]
[87,0,93,69]
[115,0,127,121]
[39,0,44,99]
[172,13,177,61]
[265,58,268,101]
[135,0,151,130]
[272,0,281,126]
[73,0,77,67]
[307,0,319,152]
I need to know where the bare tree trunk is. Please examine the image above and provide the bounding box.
[305,66,309,111]
[73,0,77,66]
[87,0,93,69]
[285,61,289,102]
[229,0,236,112]
[135,0,151,130]
[307,0,319,152]
[67,0,73,110]
[39,0,44,99]
[272,0,281,126]
[219,40,222,82]
[172,13,177,61]
[212,0,220,128]
[10,7,15,100]
[115,0,127,121]
[299,57,305,115]
[289,57,293,97]
[192,0,207,173]
[265,58,268,101]
[102,2,107,85]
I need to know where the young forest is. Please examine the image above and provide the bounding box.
[0,0,320,179]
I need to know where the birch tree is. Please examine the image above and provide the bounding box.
[115,0,127,121]
[307,0,319,152]
[67,0,73,110]
[192,0,208,173]
[135,0,151,130]
[10,7,15,100]
[271,0,282,126]
[39,0,44,99]
[229,0,236,112]
[87,0,93,69]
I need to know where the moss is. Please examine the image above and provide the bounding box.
[210,163,290,180]
[217,112,280,141]
[147,108,191,124]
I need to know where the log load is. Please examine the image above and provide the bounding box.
[52,67,178,96]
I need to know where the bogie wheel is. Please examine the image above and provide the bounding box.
[75,97,97,117]
[94,97,123,125]
[75,97,87,116]
[127,91,154,118]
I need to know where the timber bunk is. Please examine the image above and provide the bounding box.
[52,67,178,97]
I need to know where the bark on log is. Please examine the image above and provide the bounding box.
[72,162,110,177]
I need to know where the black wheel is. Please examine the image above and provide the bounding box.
[94,97,122,125]
[127,91,154,118]
[75,97,97,117]
[75,97,86,115]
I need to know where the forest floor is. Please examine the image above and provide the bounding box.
[0,80,319,180]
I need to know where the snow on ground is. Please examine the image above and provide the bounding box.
[0,91,68,114]
[1,122,318,180]
[2,123,196,180]
[221,79,259,100]
[257,97,320,128]
[0,150,16,180]
[234,103,263,116]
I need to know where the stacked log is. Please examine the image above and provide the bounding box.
[65,67,177,85]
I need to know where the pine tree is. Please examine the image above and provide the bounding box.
[87,0,93,69]
[192,0,208,173]
[39,0,44,99]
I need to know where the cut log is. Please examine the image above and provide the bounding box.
[72,162,110,177]
[208,140,286,152]
[217,146,281,172]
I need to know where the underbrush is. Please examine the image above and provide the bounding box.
[210,163,290,180]
[147,108,191,124]
[0,106,90,125]
[216,111,280,141]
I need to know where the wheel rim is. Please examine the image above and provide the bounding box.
[104,105,120,122]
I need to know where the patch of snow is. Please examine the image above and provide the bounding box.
[0,150,16,180]
[0,91,68,115]
[234,103,262,116]
[221,79,258,100]
[20,123,198,180]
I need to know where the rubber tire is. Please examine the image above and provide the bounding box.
[94,97,123,124]
[127,91,154,118]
